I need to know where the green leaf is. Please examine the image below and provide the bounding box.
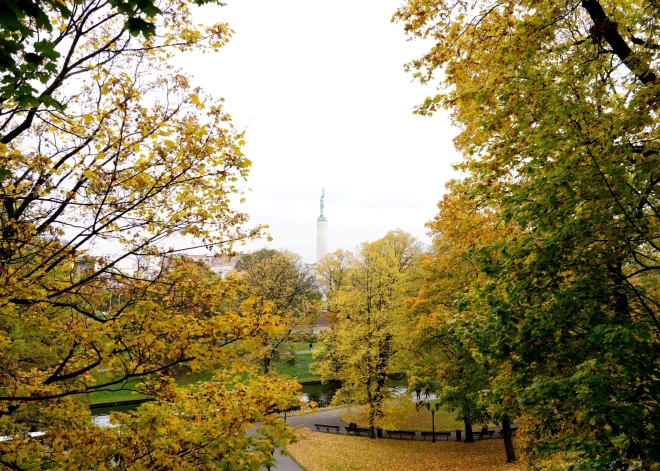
[51,0,71,18]
[24,52,43,65]
[17,94,40,108]
[124,17,156,38]
[40,95,65,111]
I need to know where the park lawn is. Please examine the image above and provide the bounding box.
[174,367,220,387]
[89,371,146,404]
[90,367,216,404]
[280,341,316,352]
[341,399,464,432]
[288,428,523,471]
[274,353,320,382]
[91,349,320,404]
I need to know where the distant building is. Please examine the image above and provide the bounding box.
[85,253,242,279]
[314,310,331,333]
[73,255,97,274]
[185,255,240,279]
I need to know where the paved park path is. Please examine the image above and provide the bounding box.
[261,407,349,471]
[261,392,440,470]
[262,401,511,470]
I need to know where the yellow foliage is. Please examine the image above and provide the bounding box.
[314,231,423,430]
[341,400,464,432]
[0,0,297,468]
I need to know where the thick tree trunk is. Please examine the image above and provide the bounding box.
[369,425,375,439]
[464,419,474,443]
[502,418,517,463]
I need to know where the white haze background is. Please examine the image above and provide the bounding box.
[97,0,461,263]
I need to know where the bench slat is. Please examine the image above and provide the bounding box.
[385,430,416,439]
[345,427,370,436]
[314,424,341,433]
[420,431,451,441]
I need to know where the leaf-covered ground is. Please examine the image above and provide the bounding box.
[288,428,523,471]
[341,399,464,431]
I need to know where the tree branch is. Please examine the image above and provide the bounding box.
[581,0,657,84]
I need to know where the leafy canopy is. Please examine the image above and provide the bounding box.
[314,230,423,437]
[395,0,660,467]
[235,249,322,373]
[0,0,298,468]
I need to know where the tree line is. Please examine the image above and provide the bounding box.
[0,0,322,468]
[312,1,660,470]
[0,0,658,469]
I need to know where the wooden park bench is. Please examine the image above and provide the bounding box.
[314,424,340,433]
[345,426,370,436]
[498,426,518,437]
[386,430,416,439]
[421,431,451,441]
[475,430,495,439]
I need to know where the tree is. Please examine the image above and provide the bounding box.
[409,183,516,458]
[395,0,660,467]
[315,249,353,298]
[0,0,222,109]
[235,249,322,374]
[314,230,423,439]
[0,1,298,468]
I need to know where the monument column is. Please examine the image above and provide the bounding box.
[316,188,328,263]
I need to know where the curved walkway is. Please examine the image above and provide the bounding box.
[266,399,511,469]
[261,408,349,471]
[287,406,348,429]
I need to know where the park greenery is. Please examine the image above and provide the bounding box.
[0,0,659,470]
[391,0,659,468]
[0,0,299,468]
[311,1,660,469]
[234,249,322,374]
[313,230,424,439]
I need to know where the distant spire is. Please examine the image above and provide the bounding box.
[317,188,328,263]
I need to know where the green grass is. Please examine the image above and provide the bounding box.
[89,371,146,404]
[90,348,321,404]
[273,352,320,382]
[89,367,216,404]
[174,367,218,388]
[279,341,315,352]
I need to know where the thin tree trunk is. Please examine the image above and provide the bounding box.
[502,418,517,463]
[464,419,474,443]
[367,393,377,439]
[263,352,272,375]
[368,401,376,439]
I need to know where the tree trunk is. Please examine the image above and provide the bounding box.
[502,418,517,463]
[263,352,272,375]
[368,397,376,439]
[464,419,474,443]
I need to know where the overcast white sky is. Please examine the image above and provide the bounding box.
[176,0,461,262]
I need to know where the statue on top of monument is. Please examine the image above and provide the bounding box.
[320,187,325,218]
